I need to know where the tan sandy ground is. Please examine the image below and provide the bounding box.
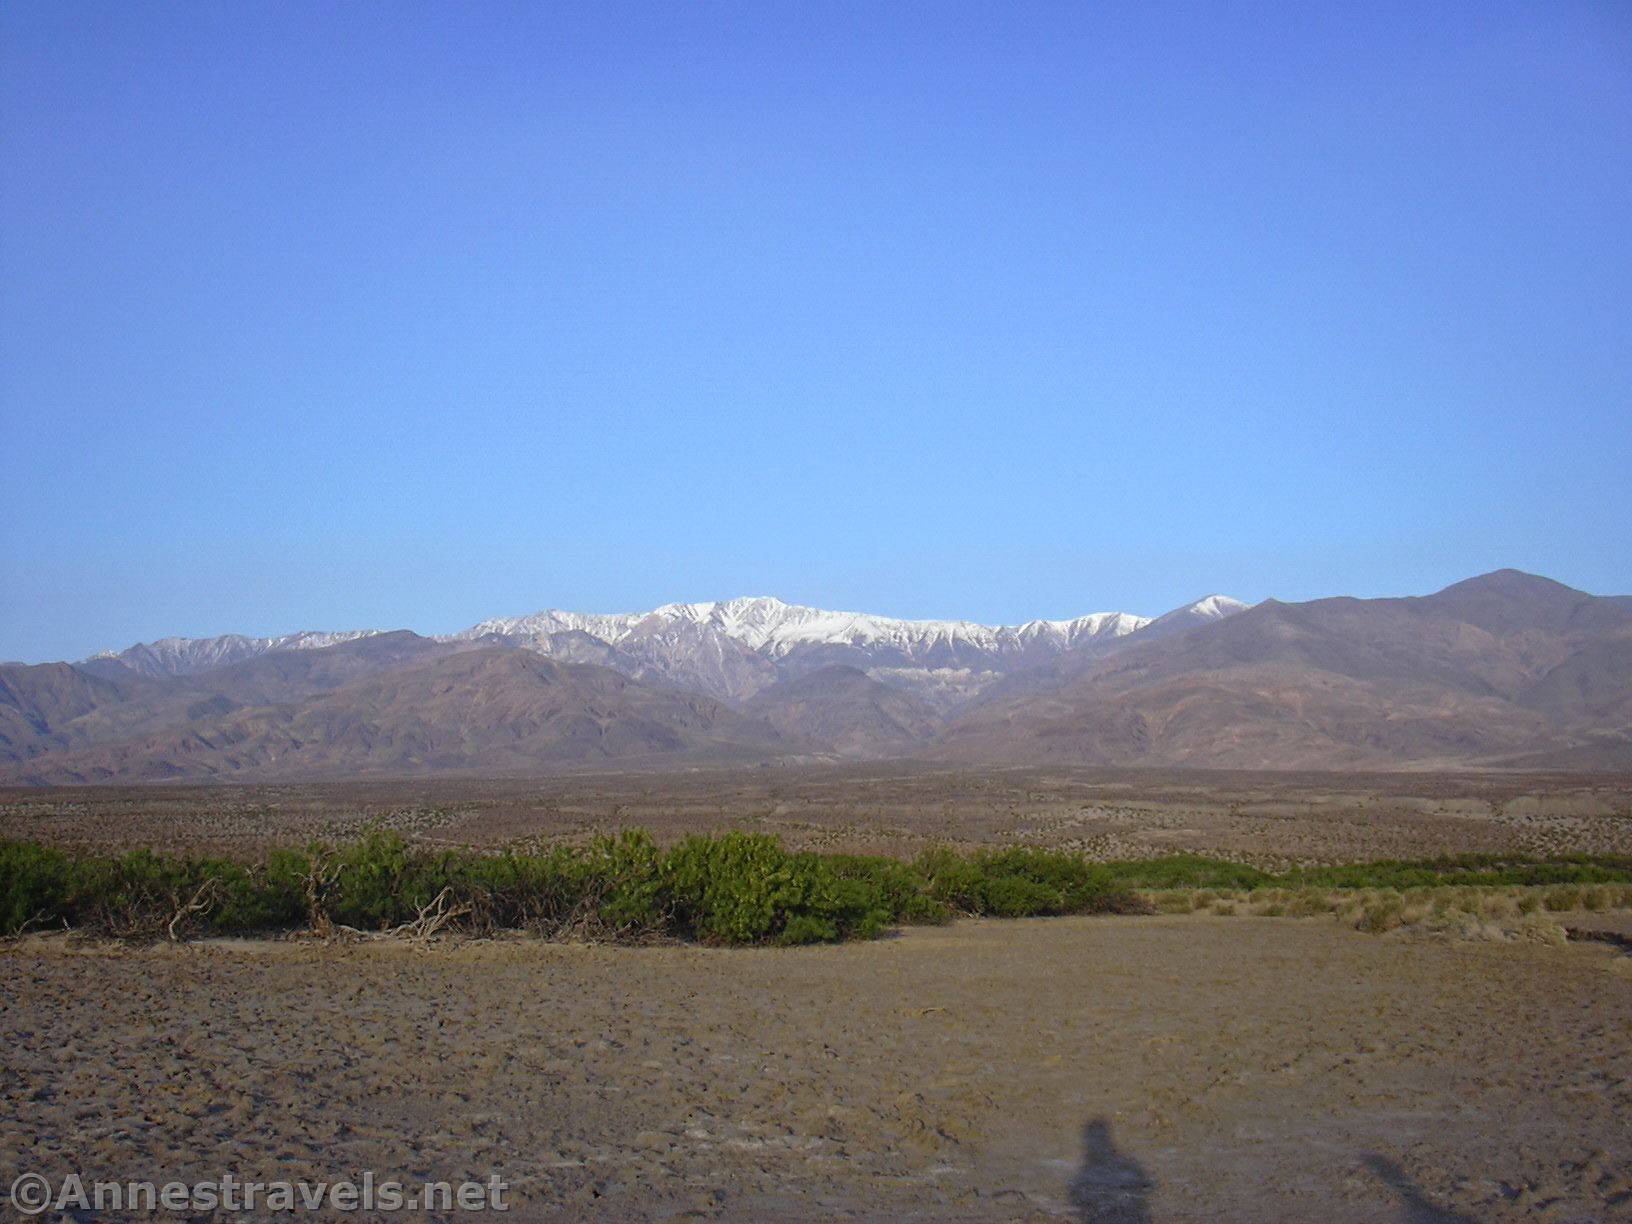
[3,916,1631,1222]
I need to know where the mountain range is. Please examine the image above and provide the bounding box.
[84,595,1220,706]
[3,571,1629,782]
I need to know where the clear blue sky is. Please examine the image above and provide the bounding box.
[3,2,1629,662]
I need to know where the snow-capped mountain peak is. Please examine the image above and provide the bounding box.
[1137,593,1252,640]
[1183,595,1249,620]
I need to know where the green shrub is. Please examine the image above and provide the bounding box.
[0,841,72,935]
[208,860,304,933]
[826,854,939,922]
[915,845,1148,918]
[898,892,953,925]
[659,833,892,945]
[323,830,421,930]
[979,874,1059,917]
[913,847,985,912]
[583,830,668,934]
[663,832,811,943]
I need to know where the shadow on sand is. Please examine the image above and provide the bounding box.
[1069,1118,1152,1223]
[1363,1155,1475,1223]
[1067,1122,1475,1224]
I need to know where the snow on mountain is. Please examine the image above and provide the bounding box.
[1013,611,1152,648]
[78,594,1248,704]
[455,597,1163,705]
[89,630,384,678]
[1139,595,1252,640]
[1185,595,1249,620]
[459,596,1150,660]
[458,609,641,644]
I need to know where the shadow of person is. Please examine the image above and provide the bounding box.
[1069,1118,1153,1223]
[1362,1154,1475,1223]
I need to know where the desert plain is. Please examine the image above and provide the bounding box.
[4,765,1632,1221]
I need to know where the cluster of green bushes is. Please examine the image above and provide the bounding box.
[1284,853,1632,891]
[1100,852,1632,893]
[0,832,1148,945]
[4,835,1629,946]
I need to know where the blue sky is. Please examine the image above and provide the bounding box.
[3,2,1629,662]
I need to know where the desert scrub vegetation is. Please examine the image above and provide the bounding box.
[3,837,1630,946]
[1282,854,1632,891]
[1148,879,1632,941]
[0,831,1149,945]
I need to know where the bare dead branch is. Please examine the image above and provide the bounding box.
[167,878,221,941]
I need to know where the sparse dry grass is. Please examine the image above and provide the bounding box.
[1139,881,1632,945]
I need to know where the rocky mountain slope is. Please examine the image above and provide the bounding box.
[744,665,943,757]
[90,630,384,678]
[934,571,1632,769]
[1,648,783,784]
[3,633,457,767]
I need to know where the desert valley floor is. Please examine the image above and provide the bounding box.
[4,767,1632,1221]
[4,764,1631,860]
[7,913,1632,1221]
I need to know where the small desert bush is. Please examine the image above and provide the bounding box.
[1284,890,1330,917]
[1542,885,1583,912]
[1518,912,1570,946]
[1355,896,1406,934]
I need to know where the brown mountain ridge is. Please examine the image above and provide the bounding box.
[2,570,1629,781]
[935,571,1632,769]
